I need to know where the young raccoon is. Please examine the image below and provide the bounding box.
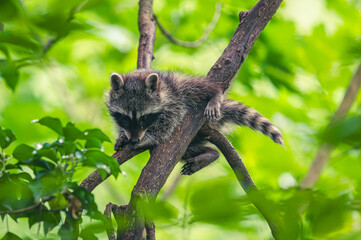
[106,69,283,175]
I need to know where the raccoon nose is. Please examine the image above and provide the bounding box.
[129,138,139,145]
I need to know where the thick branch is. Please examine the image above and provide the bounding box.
[104,203,117,240]
[154,3,222,48]
[121,108,206,239]
[207,0,283,91]
[137,0,156,69]
[301,63,361,189]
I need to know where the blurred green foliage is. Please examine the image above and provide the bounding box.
[0,118,117,239]
[0,0,361,239]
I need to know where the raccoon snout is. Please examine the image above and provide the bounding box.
[129,138,140,145]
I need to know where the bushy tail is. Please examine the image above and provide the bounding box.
[218,100,284,146]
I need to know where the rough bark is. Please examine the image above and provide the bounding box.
[207,0,283,91]
[137,0,156,69]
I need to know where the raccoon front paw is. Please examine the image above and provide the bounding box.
[181,159,201,175]
[204,100,221,121]
[114,134,129,151]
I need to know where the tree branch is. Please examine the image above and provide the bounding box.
[301,63,361,189]
[115,0,283,239]
[137,0,156,69]
[104,203,117,240]
[202,126,287,238]
[0,196,53,215]
[153,3,222,48]
[207,0,283,91]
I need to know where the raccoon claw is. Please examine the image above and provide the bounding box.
[204,101,221,121]
[114,135,129,151]
[181,159,200,175]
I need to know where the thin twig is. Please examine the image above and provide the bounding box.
[301,63,361,189]
[0,197,53,215]
[154,2,222,48]
[0,203,42,215]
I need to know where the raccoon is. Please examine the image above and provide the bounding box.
[106,69,283,175]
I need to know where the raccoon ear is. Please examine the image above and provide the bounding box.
[145,73,159,91]
[110,73,124,90]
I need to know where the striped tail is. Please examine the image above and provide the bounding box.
[218,100,284,146]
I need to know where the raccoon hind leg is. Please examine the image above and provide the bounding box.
[181,144,220,175]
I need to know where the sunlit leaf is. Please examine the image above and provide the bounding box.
[0,0,22,21]
[37,117,64,136]
[0,127,16,149]
[1,232,22,240]
[84,129,111,143]
[63,122,84,141]
[12,144,34,162]
[0,59,19,91]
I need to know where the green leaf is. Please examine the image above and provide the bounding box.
[0,0,22,21]
[36,147,58,162]
[84,150,119,178]
[73,187,100,219]
[323,115,361,145]
[0,31,41,51]
[85,138,102,149]
[307,194,352,237]
[63,122,84,141]
[0,45,9,58]
[49,192,68,210]
[1,232,22,240]
[189,179,246,225]
[36,117,63,135]
[58,214,80,240]
[12,144,34,161]
[79,229,98,240]
[0,59,19,91]
[43,211,61,235]
[84,129,110,142]
[22,157,54,171]
[0,176,34,212]
[29,169,64,199]
[0,127,16,149]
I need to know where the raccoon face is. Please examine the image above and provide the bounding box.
[108,72,162,144]
[109,110,161,144]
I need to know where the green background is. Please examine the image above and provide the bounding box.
[1,0,361,239]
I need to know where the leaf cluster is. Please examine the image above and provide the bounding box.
[0,116,119,239]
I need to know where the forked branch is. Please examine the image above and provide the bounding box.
[78,0,284,239]
[115,0,283,239]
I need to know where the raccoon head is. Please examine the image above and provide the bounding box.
[107,71,163,144]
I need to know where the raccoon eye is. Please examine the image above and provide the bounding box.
[139,113,160,128]
[110,111,131,128]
